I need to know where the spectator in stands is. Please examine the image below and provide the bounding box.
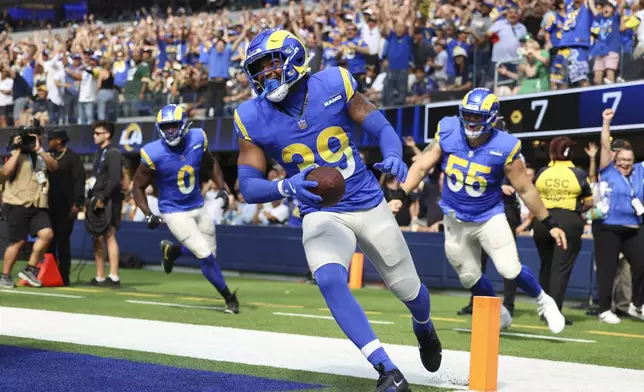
[592,109,644,323]
[497,36,550,94]
[381,2,414,107]
[590,0,626,85]
[203,23,249,117]
[31,85,50,125]
[341,23,370,91]
[0,64,14,127]
[10,66,30,128]
[533,136,593,324]
[488,6,527,95]
[554,0,593,89]
[97,57,117,121]
[469,1,495,87]
[63,54,82,125]
[123,51,150,118]
[253,200,289,225]
[78,55,101,125]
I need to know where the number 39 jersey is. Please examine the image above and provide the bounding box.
[140,128,208,214]
[436,116,522,223]
[233,66,382,216]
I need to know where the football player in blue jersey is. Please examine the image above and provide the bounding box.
[234,28,440,391]
[131,104,239,314]
[390,88,567,334]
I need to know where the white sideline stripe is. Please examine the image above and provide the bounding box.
[273,312,395,325]
[2,307,644,392]
[125,300,225,311]
[0,289,84,299]
[452,328,596,343]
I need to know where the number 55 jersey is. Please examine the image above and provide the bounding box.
[233,66,382,216]
[139,128,208,214]
[436,116,523,223]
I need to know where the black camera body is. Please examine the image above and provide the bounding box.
[9,118,43,153]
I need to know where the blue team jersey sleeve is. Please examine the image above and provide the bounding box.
[324,66,358,105]
[233,101,257,143]
[505,139,522,166]
[434,117,458,150]
[140,145,157,170]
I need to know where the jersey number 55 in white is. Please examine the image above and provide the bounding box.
[281,126,356,179]
[445,155,492,197]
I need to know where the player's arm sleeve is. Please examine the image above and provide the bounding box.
[238,165,285,204]
[233,109,253,142]
[505,140,523,166]
[338,66,358,103]
[140,147,156,170]
[200,129,209,151]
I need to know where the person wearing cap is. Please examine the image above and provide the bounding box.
[532,136,593,325]
[46,129,84,286]
[77,54,101,125]
[63,53,82,125]
[591,108,644,323]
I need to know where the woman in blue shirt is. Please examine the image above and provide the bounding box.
[593,109,644,324]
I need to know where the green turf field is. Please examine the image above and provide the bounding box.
[1,262,644,391]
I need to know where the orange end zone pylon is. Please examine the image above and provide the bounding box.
[348,252,364,290]
[469,296,502,392]
[18,253,63,287]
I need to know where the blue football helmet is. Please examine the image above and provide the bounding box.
[458,88,500,139]
[242,28,310,102]
[155,104,189,147]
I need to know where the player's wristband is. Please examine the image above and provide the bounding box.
[540,215,559,231]
[390,188,408,201]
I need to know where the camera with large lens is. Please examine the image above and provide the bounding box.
[9,118,42,152]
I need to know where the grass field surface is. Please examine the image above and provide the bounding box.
[2,262,644,391]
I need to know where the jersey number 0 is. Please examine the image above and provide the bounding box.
[177,165,196,194]
[445,154,492,197]
[281,126,356,179]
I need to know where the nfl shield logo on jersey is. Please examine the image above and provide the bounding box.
[298,119,307,129]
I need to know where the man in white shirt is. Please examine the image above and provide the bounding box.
[0,65,14,128]
[45,57,66,125]
[257,200,289,225]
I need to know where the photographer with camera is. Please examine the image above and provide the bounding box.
[0,121,58,288]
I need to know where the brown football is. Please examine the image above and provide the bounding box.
[306,166,346,207]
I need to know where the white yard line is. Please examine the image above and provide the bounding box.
[0,290,84,299]
[273,312,395,325]
[1,307,643,392]
[452,328,597,344]
[125,299,225,311]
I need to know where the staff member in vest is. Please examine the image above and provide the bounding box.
[89,121,123,287]
[47,129,85,286]
[533,136,593,324]
[0,122,58,288]
[593,109,644,323]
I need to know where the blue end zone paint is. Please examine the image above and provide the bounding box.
[0,345,325,392]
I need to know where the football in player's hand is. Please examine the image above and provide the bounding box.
[306,166,345,207]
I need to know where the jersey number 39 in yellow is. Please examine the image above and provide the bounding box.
[177,165,196,195]
[281,126,356,179]
[445,155,492,197]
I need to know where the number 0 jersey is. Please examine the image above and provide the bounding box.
[233,66,382,216]
[436,116,522,223]
[140,128,208,214]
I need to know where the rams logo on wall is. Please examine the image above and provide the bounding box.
[119,123,143,152]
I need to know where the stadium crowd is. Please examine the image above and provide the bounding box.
[1,0,644,127]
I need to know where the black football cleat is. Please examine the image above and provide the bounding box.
[160,240,181,274]
[224,290,240,314]
[374,363,410,392]
[418,326,442,373]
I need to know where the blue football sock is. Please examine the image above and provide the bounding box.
[315,263,397,372]
[404,283,433,338]
[179,245,191,256]
[471,275,496,297]
[200,253,228,293]
[515,264,542,298]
